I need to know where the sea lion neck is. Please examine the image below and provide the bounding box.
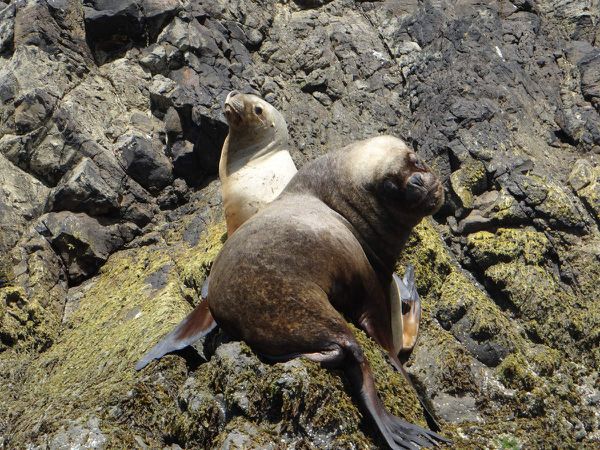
[285,154,413,275]
[226,121,288,163]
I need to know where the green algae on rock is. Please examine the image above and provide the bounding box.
[450,158,488,210]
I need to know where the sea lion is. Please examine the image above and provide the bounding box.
[218,91,424,364]
[220,90,298,236]
[138,136,448,448]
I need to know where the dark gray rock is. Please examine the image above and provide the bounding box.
[453,314,512,367]
[116,134,173,195]
[0,2,15,55]
[37,211,138,284]
[580,52,600,112]
[50,158,120,216]
[83,0,180,62]
[170,140,198,182]
[13,88,56,134]
[14,0,92,65]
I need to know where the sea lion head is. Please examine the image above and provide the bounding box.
[346,135,444,226]
[223,91,288,150]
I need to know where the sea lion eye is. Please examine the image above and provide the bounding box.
[409,153,426,171]
[254,105,263,115]
[381,179,401,198]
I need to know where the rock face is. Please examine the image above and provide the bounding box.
[1,0,599,448]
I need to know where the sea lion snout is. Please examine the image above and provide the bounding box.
[404,170,444,214]
[224,91,245,122]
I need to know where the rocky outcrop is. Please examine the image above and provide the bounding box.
[1,0,599,448]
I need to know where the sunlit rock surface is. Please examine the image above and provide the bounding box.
[1,0,599,448]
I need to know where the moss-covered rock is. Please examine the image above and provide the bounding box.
[0,285,58,352]
[0,219,430,449]
[450,158,488,209]
[512,173,586,230]
[569,159,600,222]
[466,227,549,268]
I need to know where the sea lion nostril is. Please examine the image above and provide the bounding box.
[408,173,424,187]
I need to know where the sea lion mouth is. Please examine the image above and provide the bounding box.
[418,181,444,213]
[224,91,245,126]
[224,102,243,126]
[405,173,444,213]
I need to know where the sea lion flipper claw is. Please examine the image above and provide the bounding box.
[135,300,217,371]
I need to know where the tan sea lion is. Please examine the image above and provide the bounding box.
[220,90,298,236]
[138,136,448,448]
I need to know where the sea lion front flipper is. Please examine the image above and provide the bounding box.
[135,300,217,371]
[398,265,421,363]
[390,273,405,355]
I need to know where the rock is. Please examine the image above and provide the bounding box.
[45,416,107,450]
[116,134,173,195]
[0,153,49,255]
[0,2,15,55]
[450,158,488,211]
[466,228,550,269]
[504,173,587,230]
[170,140,198,182]
[569,158,600,221]
[5,230,68,351]
[14,0,91,64]
[580,52,600,112]
[36,211,138,284]
[13,88,56,134]
[432,393,483,424]
[83,0,180,62]
[1,0,600,448]
[454,210,492,235]
[50,158,121,216]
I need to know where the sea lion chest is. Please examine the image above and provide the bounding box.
[221,149,297,233]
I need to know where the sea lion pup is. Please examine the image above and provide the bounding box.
[220,90,298,236]
[139,136,448,448]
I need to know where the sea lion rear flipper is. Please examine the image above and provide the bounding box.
[135,300,217,371]
[338,340,450,449]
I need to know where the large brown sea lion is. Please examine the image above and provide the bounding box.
[137,136,448,448]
